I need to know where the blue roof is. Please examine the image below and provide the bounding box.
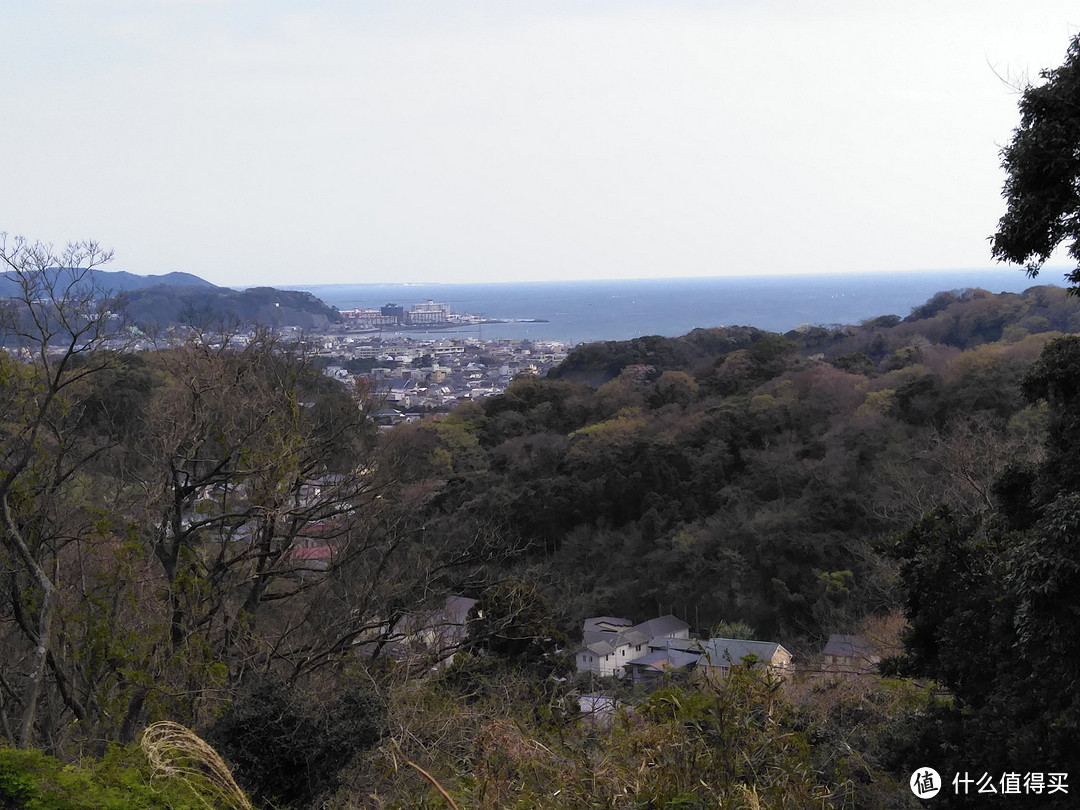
[624,649,701,671]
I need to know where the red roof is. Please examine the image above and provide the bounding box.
[288,544,334,561]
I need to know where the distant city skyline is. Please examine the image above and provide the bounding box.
[2,1,1078,287]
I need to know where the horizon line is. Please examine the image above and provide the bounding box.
[266,266,1064,289]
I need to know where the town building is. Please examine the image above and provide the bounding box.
[575,614,690,677]
[694,638,793,681]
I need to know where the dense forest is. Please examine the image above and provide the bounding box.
[404,285,1069,638]
[2,236,1080,807]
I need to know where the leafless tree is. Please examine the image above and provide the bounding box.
[0,231,125,748]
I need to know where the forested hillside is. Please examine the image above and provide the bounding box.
[404,285,1072,642]
[1,240,1078,808]
[121,285,342,330]
[353,281,1079,808]
[0,250,341,333]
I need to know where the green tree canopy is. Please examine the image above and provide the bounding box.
[992,33,1080,287]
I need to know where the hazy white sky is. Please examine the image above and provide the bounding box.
[1,1,1077,286]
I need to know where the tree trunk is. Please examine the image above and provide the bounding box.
[2,495,56,748]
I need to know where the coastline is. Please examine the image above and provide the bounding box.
[296,271,1058,344]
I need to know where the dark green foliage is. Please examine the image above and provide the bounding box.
[480,376,594,440]
[550,334,680,384]
[887,508,1007,694]
[1022,334,1080,498]
[0,746,214,810]
[904,290,961,322]
[123,285,341,330]
[702,333,796,396]
[993,33,1080,287]
[992,462,1039,529]
[831,351,873,374]
[647,370,699,408]
[207,676,386,809]
[402,287,1078,640]
[886,335,1080,805]
[465,579,567,669]
[551,326,771,385]
[891,373,943,426]
[71,352,161,466]
[887,504,1080,805]
[864,314,902,329]
[786,324,848,350]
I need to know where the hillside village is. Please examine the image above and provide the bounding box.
[314,333,571,418]
[371,593,883,691]
[576,614,794,685]
[84,289,573,419]
[574,614,887,686]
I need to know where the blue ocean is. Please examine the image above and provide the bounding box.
[287,270,1061,345]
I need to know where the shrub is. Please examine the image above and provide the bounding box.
[206,676,386,809]
[0,745,213,810]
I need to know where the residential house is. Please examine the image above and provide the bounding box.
[285,543,334,573]
[821,634,879,679]
[583,616,633,637]
[623,648,702,685]
[575,614,690,677]
[359,594,478,669]
[393,594,478,667]
[623,635,793,685]
[695,637,793,681]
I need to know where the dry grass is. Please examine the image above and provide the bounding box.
[140,720,253,810]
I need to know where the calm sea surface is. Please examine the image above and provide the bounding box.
[286,270,1058,345]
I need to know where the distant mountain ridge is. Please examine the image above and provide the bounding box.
[122,285,342,330]
[0,268,341,329]
[91,269,222,291]
[0,268,220,296]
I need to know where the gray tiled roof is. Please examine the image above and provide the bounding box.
[629,614,689,639]
[822,633,876,660]
[698,638,785,667]
[624,649,702,671]
[584,640,617,656]
[648,636,698,652]
[583,616,633,633]
[578,614,689,658]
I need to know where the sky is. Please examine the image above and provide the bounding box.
[1,1,1078,287]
